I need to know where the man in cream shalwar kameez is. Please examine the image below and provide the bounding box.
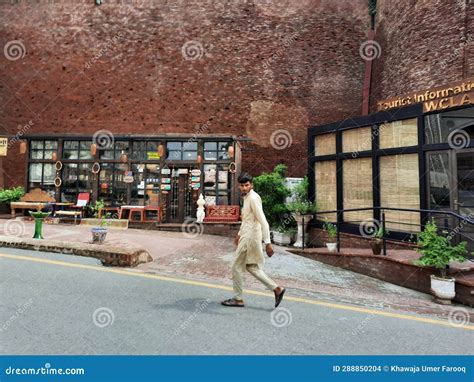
[221,172,286,308]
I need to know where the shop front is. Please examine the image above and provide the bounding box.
[26,135,241,223]
[308,79,474,247]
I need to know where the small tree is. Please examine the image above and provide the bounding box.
[415,220,468,278]
[253,164,291,229]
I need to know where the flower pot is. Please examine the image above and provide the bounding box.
[326,242,337,252]
[371,238,382,255]
[430,275,455,304]
[272,231,292,246]
[91,227,108,244]
[292,213,313,248]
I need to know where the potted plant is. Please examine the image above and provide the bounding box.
[91,215,109,244]
[322,219,338,252]
[287,177,317,248]
[272,225,297,246]
[414,220,468,304]
[371,227,388,255]
[0,186,25,214]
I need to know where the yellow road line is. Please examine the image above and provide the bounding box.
[1,252,473,331]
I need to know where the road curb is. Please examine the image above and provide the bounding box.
[0,235,152,267]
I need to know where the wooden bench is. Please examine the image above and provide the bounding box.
[203,205,240,222]
[10,188,55,218]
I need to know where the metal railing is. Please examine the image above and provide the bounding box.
[302,206,474,255]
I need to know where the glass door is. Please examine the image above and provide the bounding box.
[455,149,474,250]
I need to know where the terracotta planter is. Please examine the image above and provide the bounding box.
[371,239,382,255]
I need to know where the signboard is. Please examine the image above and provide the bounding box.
[161,168,171,175]
[178,168,188,175]
[123,171,134,183]
[191,176,200,182]
[161,184,171,191]
[0,137,7,156]
[191,183,201,190]
[147,152,161,160]
[191,169,201,176]
[377,78,474,113]
[161,178,171,184]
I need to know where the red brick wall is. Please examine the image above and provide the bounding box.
[0,0,368,185]
[370,0,473,112]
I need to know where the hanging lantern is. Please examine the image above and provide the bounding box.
[90,143,97,156]
[157,144,164,157]
[51,151,57,161]
[196,154,202,164]
[228,145,234,158]
[120,150,128,163]
[19,141,27,154]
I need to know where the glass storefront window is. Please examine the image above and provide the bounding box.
[61,163,93,202]
[28,163,55,195]
[99,141,129,160]
[63,140,92,160]
[99,163,128,205]
[379,118,418,149]
[30,140,58,160]
[428,153,451,209]
[342,126,372,153]
[343,158,373,223]
[379,154,420,232]
[166,141,198,161]
[425,107,474,144]
[204,141,230,160]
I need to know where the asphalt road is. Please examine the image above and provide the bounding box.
[0,247,473,355]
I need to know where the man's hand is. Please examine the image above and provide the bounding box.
[265,243,274,257]
[234,235,240,246]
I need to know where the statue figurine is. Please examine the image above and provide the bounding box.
[196,193,206,223]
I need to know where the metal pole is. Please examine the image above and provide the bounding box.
[382,212,387,256]
[302,215,305,251]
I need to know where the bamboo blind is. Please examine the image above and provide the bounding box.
[379,118,418,149]
[342,126,372,153]
[315,161,337,221]
[343,158,373,223]
[380,154,421,232]
[314,133,336,156]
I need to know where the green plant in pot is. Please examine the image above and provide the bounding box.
[90,200,108,244]
[371,227,387,255]
[0,186,25,214]
[414,220,468,304]
[286,177,317,248]
[322,219,338,252]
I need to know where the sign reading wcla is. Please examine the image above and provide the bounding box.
[377,79,474,113]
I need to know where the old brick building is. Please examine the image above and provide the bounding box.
[0,0,472,224]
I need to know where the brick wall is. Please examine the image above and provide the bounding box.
[370,0,473,111]
[0,0,368,185]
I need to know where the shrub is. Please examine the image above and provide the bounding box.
[0,187,25,203]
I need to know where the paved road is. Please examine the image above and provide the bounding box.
[0,247,473,355]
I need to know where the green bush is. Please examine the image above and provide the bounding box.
[0,187,25,203]
[253,164,292,229]
[287,176,317,215]
[88,199,106,218]
[414,220,468,278]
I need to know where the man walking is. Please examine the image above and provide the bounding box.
[221,172,286,308]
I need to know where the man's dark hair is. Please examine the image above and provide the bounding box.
[238,172,253,184]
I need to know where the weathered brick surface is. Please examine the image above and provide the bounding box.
[370,0,473,111]
[0,0,368,185]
